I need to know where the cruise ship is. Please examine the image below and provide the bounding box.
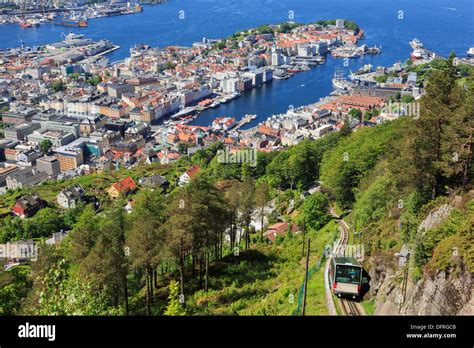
[467,47,474,57]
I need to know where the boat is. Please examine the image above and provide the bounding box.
[367,45,382,54]
[18,19,32,28]
[410,39,423,50]
[287,66,303,73]
[64,33,85,41]
[220,96,232,103]
[411,48,428,61]
[130,44,151,58]
[467,47,474,57]
[54,17,88,28]
[332,67,351,90]
[170,106,197,120]
[18,21,32,28]
[355,64,373,75]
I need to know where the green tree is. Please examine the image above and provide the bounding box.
[340,116,352,137]
[69,204,101,262]
[239,178,255,249]
[402,53,462,199]
[39,139,53,154]
[166,176,230,291]
[348,108,362,122]
[127,189,167,315]
[51,80,66,92]
[300,192,330,230]
[216,40,226,50]
[163,280,186,316]
[86,74,102,86]
[0,265,31,315]
[401,95,415,103]
[255,182,270,241]
[79,200,130,315]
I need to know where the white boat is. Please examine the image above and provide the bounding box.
[349,64,373,80]
[467,47,474,57]
[65,33,84,41]
[332,67,350,90]
[410,39,423,50]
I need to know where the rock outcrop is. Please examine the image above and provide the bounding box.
[370,202,472,315]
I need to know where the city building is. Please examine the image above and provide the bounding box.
[4,123,40,141]
[336,19,345,29]
[28,129,76,149]
[36,156,61,177]
[6,167,49,190]
[0,163,19,187]
[1,108,37,126]
[55,146,84,172]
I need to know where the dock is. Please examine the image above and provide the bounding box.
[234,114,257,131]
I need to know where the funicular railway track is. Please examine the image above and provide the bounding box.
[327,211,363,316]
[340,296,361,316]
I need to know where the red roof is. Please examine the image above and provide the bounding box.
[111,176,136,193]
[258,125,280,137]
[186,165,200,178]
[264,222,300,242]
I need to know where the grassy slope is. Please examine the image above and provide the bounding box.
[187,220,338,315]
[0,161,172,214]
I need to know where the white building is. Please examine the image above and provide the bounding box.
[271,46,284,66]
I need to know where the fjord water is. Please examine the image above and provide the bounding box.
[1,0,473,127]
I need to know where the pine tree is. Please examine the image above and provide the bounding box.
[127,189,167,315]
[405,53,462,199]
[255,182,269,242]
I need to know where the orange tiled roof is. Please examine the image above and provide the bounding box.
[111,176,136,193]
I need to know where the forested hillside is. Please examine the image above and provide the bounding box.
[0,55,472,316]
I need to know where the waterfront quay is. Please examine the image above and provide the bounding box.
[0,1,146,27]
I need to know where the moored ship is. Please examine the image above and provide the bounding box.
[332,67,351,90]
[54,18,88,27]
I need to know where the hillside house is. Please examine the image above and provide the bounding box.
[264,222,300,242]
[108,176,137,199]
[11,193,46,218]
[178,165,200,186]
[57,184,86,209]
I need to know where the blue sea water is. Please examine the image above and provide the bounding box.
[1,0,473,127]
